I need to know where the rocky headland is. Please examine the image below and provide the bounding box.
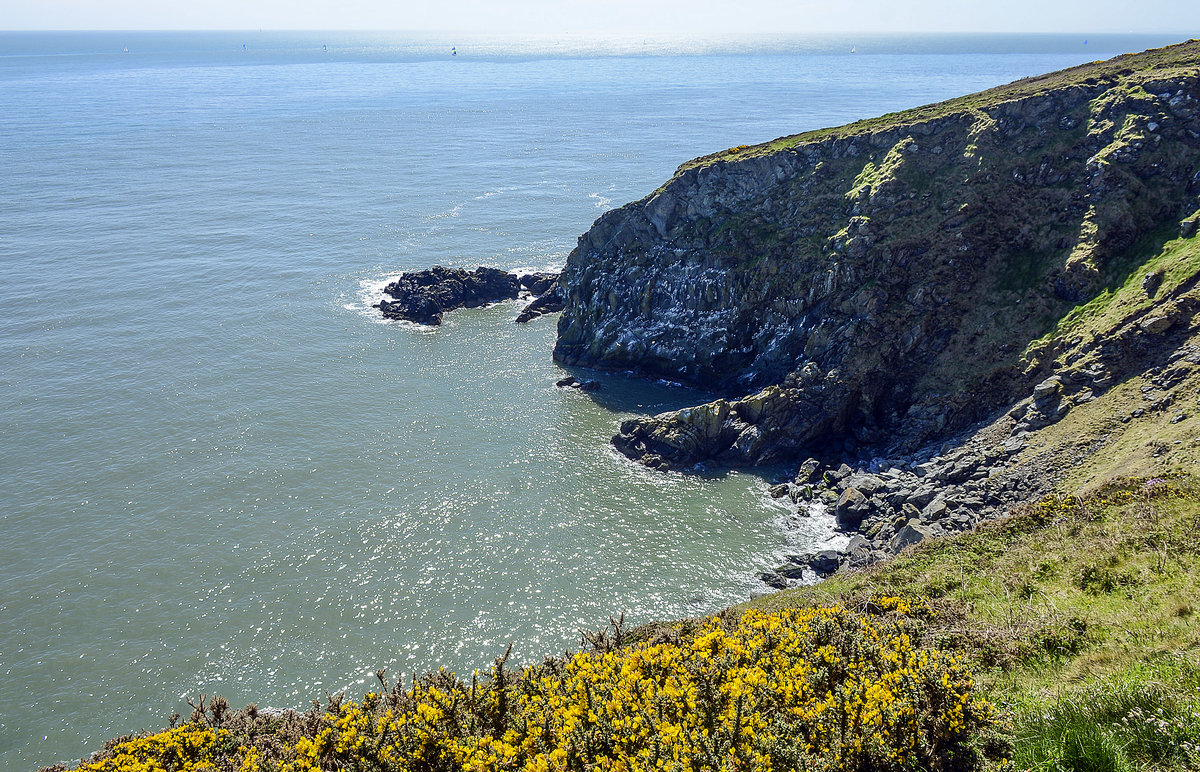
[553,41,1200,579]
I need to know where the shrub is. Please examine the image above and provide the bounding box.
[69,606,999,772]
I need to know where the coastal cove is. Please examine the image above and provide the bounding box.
[2,31,1190,770]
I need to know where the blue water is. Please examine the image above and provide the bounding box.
[0,30,1187,769]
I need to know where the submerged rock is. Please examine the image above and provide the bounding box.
[556,375,600,391]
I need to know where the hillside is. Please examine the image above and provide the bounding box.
[739,476,1200,771]
[554,40,1200,479]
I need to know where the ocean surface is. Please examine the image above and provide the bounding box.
[0,30,1188,769]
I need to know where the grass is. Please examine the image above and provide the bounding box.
[1039,225,1200,348]
[740,476,1200,770]
[674,39,1200,176]
[1009,661,1200,771]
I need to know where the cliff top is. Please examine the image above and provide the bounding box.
[678,38,1200,175]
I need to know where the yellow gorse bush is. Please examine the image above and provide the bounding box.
[74,724,224,772]
[80,606,995,772]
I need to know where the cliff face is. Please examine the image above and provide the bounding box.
[554,41,1200,468]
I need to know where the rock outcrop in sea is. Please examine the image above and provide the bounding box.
[375,266,561,325]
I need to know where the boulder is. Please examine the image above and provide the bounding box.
[518,271,559,295]
[889,522,935,553]
[921,496,949,520]
[835,487,872,528]
[794,457,822,485]
[759,570,789,590]
[515,285,566,323]
[1142,270,1165,296]
[1139,315,1174,334]
[843,472,884,496]
[807,550,843,575]
[556,376,600,392]
[1032,376,1063,403]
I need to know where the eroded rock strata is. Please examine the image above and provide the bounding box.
[554,42,1200,474]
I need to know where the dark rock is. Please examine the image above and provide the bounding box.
[1142,269,1165,296]
[776,563,808,579]
[835,487,872,528]
[556,376,600,392]
[768,483,791,499]
[845,535,870,553]
[518,272,559,295]
[795,458,822,484]
[377,266,519,325]
[921,497,949,520]
[807,550,843,575]
[786,550,842,576]
[1139,315,1174,334]
[1032,376,1063,403]
[889,522,934,553]
[905,485,938,509]
[515,286,566,323]
[792,485,815,502]
[759,570,789,590]
[843,472,884,495]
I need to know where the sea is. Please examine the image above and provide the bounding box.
[0,29,1188,769]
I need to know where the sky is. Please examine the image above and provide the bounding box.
[2,0,1199,33]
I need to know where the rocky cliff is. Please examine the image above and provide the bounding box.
[554,41,1200,471]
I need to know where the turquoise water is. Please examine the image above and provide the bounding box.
[0,31,1186,769]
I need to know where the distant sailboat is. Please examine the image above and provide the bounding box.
[850,46,856,53]
[451,46,457,56]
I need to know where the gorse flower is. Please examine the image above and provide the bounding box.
[75,724,224,772]
[77,605,995,772]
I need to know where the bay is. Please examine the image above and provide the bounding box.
[0,30,1182,768]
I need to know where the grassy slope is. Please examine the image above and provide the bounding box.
[738,477,1200,770]
[679,39,1200,174]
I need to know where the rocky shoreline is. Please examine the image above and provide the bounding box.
[759,325,1200,589]
[373,44,1200,599]
[374,265,563,325]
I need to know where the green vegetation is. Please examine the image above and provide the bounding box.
[52,37,1200,772]
[681,40,1200,173]
[1041,225,1200,347]
[743,477,1200,771]
[67,606,998,772]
